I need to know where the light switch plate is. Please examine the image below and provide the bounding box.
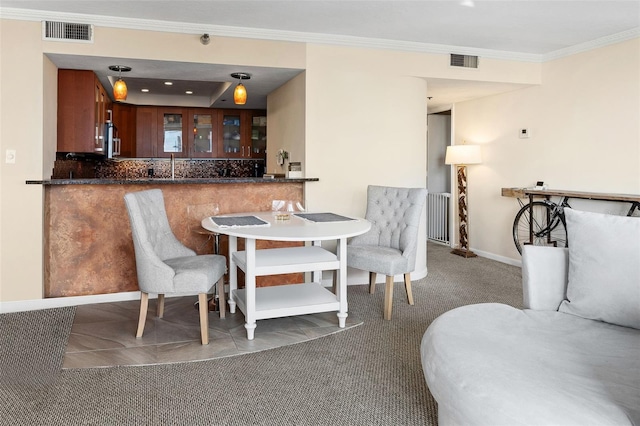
[5,149,16,164]
[519,128,530,139]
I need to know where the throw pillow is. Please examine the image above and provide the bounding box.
[558,208,640,329]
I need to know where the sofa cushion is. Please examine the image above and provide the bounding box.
[559,208,640,329]
[421,303,640,425]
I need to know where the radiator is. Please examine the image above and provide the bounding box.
[427,192,451,244]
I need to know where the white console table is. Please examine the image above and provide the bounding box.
[201,212,371,340]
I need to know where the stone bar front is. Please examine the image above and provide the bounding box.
[37,178,315,297]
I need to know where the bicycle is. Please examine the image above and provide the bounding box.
[512,196,571,255]
[512,194,640,254]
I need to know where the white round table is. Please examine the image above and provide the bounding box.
[202,211,371,340]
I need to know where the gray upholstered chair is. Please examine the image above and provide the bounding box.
[347,185,428,320]
[124,189,227,345]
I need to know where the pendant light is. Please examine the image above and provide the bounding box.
[109,65,131,102]
[231,72,250,105]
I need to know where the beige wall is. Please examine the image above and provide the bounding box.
[44,26,308,68]
[0,17,573,303]
[1,20,46,301]
[304,45,431,281]
[43,56,58,177]
[266,71,306,175]
[454,38,640,263]
[304,68,429,208]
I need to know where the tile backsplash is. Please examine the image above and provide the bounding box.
[52,154,265,179]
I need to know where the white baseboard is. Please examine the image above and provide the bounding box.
[472,248,522,267]
[0,291,143,314]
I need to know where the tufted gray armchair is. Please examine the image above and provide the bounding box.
[124,189,227,345]
[347,185,428,320]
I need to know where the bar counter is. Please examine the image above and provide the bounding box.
[28,178,317,297]
[27,177,318,185]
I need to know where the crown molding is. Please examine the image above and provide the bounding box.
[2,7,637,63]
[542,27,640,61]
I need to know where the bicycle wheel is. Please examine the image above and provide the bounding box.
[512,202,567,254]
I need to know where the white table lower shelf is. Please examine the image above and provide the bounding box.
[233,282,342,321]
[232,246,340,275]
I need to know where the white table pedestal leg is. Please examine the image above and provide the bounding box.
[244,323,256,340]
[336,237,348,328]
[312,240,322,284]
[244,238,257,340]
[228,235,238,314]
[337,312,347,328]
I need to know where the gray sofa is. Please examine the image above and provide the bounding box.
[421,208,640,425]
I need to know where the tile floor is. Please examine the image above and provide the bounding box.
[63,296,361,369]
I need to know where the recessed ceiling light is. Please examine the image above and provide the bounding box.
[164,81,173,86]
[185,90,193,95]
[141,88,149,93]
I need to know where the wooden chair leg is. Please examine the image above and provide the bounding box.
[369,272,377,294]
[404,273,414,305]
[136,292,149,338]
[384,275,394,320]
[157,294,165,318]
[217,277,226,319]
[198,293,209,345]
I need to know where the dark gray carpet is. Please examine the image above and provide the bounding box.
[0,243,522,425]
[0,306,75,387]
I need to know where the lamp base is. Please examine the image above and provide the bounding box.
[451,248,477,258]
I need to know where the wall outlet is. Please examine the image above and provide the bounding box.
[5,149,16,164]
[519,128,530,139]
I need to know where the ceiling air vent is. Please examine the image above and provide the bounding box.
[450,54,478,69]
[42,21,93,43]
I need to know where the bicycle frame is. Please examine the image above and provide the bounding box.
[529,197,571,243]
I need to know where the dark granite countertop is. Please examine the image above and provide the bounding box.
[26,177,319,185]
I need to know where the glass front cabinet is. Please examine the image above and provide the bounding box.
[249,112,267,158]
[220,111,243,157]
[131,107,266,158]
[157,107,188,157]
[189,109,219,158]
[218,110,266,158]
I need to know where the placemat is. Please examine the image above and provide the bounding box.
[210,215,270,228]
[294,213,356,223]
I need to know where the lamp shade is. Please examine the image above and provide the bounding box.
[445,144,482,165]
[113,79,127,101]
[234,83,247,105]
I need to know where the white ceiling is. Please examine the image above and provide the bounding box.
[2,1,639,111]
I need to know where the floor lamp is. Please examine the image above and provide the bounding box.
[445,144,482,258]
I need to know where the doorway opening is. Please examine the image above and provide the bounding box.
[426,110,452,245]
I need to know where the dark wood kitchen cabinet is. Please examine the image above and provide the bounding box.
[188,108,219,158]
[130,106,267,159]
[112,103,136,157]
[218,109,266,158]
[136,107,221,158]
[57,71,267,159]
[135,106,158,157]
[248,111,267,158]
[57,69,111,153]
[219,110,243,157]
